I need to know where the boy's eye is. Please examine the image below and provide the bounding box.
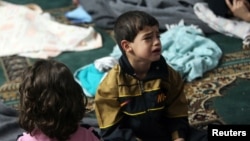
[144,35,160,40]
[144,36,152,40]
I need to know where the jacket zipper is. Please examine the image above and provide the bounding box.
[139,80,149,113]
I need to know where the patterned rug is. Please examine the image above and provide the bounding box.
[0,56,30,109]
[186,49,250,129]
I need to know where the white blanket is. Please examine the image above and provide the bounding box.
[0,2,102,59]
[194,2,250,39]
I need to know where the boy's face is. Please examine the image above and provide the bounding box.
[122,25,162,62]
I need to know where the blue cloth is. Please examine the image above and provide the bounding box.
[161,22,222,81]
[65,5,92,24]
[74,64,105,97]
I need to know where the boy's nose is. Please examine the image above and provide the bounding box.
[154,38,161,46]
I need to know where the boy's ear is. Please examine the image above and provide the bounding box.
[121,40,132,52]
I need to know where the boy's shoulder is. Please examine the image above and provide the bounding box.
[99,64,120,84]
[105,64,121,75]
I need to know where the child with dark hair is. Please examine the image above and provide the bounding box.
[17,59,101,141]
[94,10,207,141]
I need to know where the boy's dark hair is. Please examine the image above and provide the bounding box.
[114,10,159,54]
[18,59,87,141]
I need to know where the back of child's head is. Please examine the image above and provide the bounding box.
[114,10,159,53]
[18,59,87,141]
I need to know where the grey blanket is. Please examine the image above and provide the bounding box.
[0,101,23,141]
[79,0,215,33]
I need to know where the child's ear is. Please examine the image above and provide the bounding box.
[121,40,132,52]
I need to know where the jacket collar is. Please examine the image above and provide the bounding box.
[118,55,169,81]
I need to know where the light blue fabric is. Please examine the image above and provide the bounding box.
[74,64,105,97]
[110,23,222,81]
[161,23,222,81]
[109,45,121,60]
[65,5,92,24]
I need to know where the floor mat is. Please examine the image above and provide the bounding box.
[186,49,250,129]
[0,56,30,109]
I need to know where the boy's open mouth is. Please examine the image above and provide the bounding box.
[152,48,161,53]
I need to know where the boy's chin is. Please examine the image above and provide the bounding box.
[151,55,161,61]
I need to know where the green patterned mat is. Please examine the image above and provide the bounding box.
[0,56,30,109]
[186,49,250,129]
